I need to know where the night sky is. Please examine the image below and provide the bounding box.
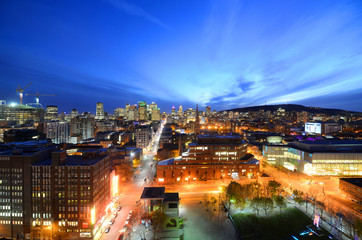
[1,0,362,113]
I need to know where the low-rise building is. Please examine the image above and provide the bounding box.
[339,178,362,204]
[263,140,362,175]
[157,135,259,183]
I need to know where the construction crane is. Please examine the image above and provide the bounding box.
[26,91,56,108]
[16,82,32,105]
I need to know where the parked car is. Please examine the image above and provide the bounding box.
[116,206,121,211]
[109,219,115,225]
[118,233,124,240]
[105,227,111,233]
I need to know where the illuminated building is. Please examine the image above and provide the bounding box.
[95,102,104,120]
[177,105,183,116]
[0,104,45,125]
[126,105,138,121]
[114,107,126,118]
[46,121,71,144]
[171,106,176,117]
[157,135,259,183]
[263,140,362,175]
[339,178,361,204]
[70,108,79,118]
[151,108,161,121]
[70,113,95,142]
[206,106,211,117]
[0,140,53,239]
[195,104,200,136]
[31,149,111,240]
[138,101,147,121]
[45,105,58,121]
[135,125,152,149]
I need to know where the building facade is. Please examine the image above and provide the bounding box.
[157,135,259,183]
[263,140,362,175]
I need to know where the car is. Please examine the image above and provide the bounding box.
[116,206,121,211]
[105,227,111,233]
[113,212,118,218]
[128,210,132,216]
[109,219,115,225]
[118,233,124,240]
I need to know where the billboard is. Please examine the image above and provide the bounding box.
[305,122,321,134]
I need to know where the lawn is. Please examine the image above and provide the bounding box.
[232,208,331,240]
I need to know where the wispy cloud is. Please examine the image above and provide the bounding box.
[105,0,172,30]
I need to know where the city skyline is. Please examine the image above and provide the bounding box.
[1,0,362,113]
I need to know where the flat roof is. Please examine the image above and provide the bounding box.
[164,193,179,202]
[340,178,362,188]
[33,155,107,166]
[140,187,165,199]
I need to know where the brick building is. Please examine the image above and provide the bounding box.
[157,135,259,183]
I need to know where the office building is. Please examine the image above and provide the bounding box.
[135,125,152,149]
[138,101,147,121]
[0,141,54,239]
[70,114,95,142]
[95,102,104,120]
[0,104,45,125]
[31,149,111,240]
[46,121,71,144]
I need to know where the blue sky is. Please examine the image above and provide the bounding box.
[1,0,362,113]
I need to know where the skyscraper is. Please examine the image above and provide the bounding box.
[138,101,147,121]
[96,102,104,120]
[195,104,200,136]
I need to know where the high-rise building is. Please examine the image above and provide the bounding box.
[171,106,176,116]
[135,125,152,149]
[195,104,200,136]
[177,106,183,116]
[0,104,45,125]
[46,121,71,143]
[126,105,138,121]
[96,102,104,120]
[114,108,125,118]
[70,108,79,118]
[206,106,211,117]
[0,141,53,239]
[151,108,161,121]
[45,105,58,121]
[138,101,147,121]
[31,150,111,240]
[70,114,95,142]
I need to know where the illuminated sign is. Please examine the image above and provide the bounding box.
[91,207,96,225]
[305,122,321,134]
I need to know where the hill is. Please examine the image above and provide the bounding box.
[225,104,361,115]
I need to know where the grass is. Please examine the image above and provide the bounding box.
[232,208,331,240]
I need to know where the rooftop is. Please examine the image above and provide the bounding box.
[140,187,165,199]
[164,193,179,202]
[340,178,362,188]
[34,155,107,166]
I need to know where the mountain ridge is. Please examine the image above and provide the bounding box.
[224,104,361,115]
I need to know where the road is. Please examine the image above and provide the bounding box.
[98,123,164,240]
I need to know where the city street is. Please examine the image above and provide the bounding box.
[98,123,163,240]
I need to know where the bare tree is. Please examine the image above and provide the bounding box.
[274,195,286,214]
[250,197,263,216]
[260,197,274,215]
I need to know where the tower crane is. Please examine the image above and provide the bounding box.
[26,91,56,108]
[16,82,32,105]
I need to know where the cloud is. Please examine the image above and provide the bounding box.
[104,0,172,30]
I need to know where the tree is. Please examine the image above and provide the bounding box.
[355,218,362,239]
[292,189,304,206]
[274,195,286,214]
[260,197,274,215]
[150,208,167,236]
[268,180,281,198]
[250,197,263,216]
[226,181,244,210]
